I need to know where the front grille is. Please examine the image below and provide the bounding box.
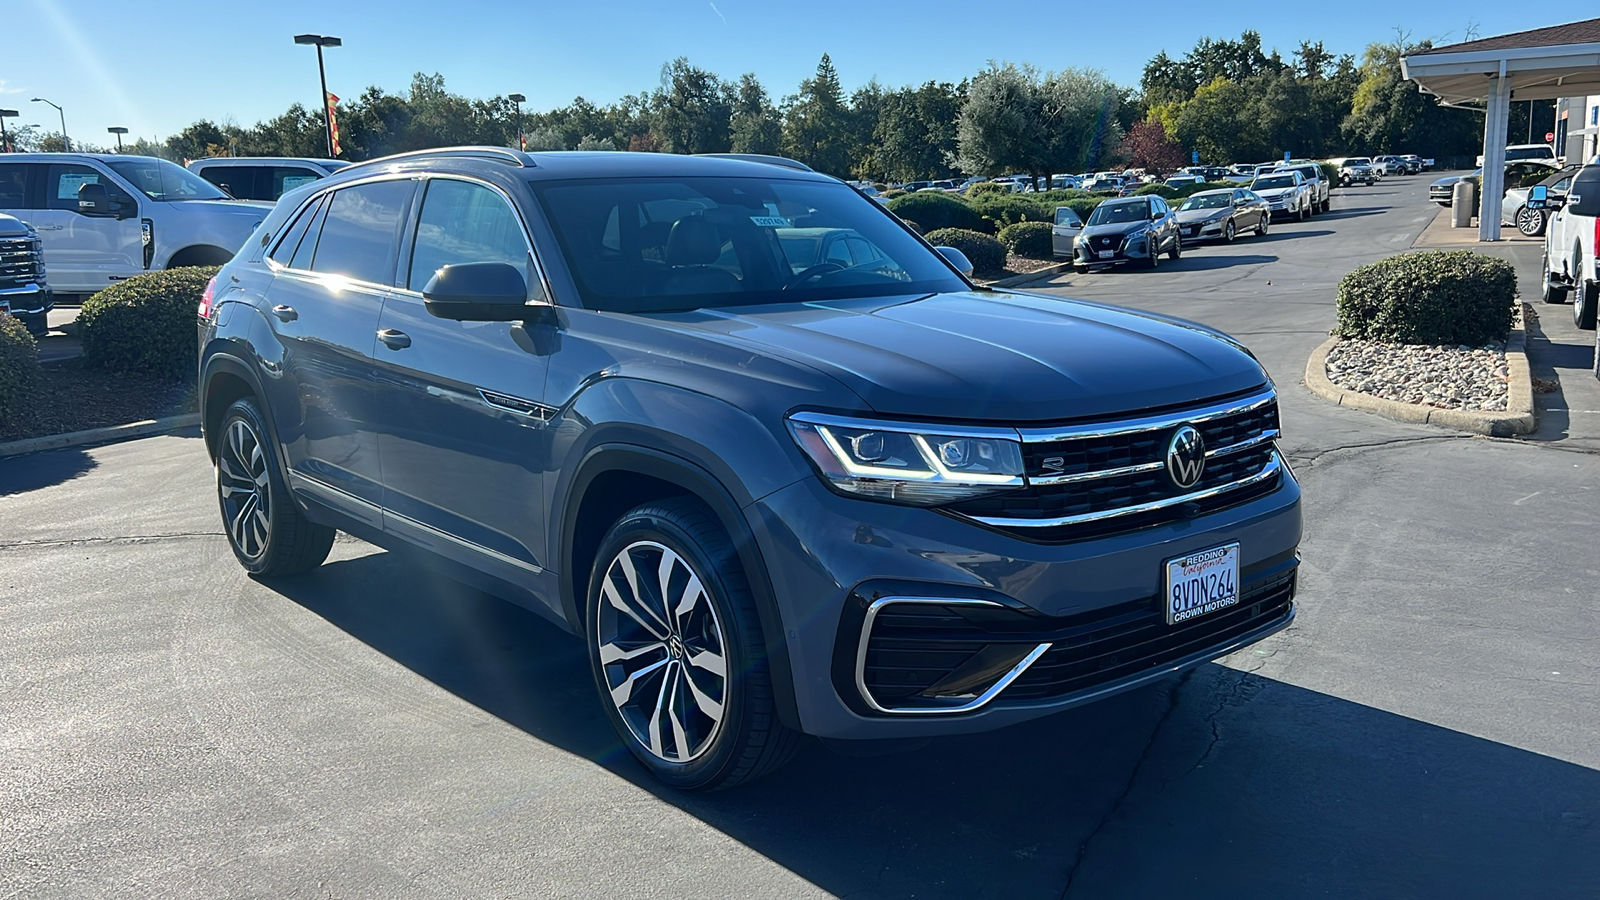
[950,389,1282,542]
[851,564,1296,713]
[1094,234,1120,250]
[0,236,43,289]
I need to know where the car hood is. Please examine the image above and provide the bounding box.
[171,199,275,216]
[1175,208,1228,223]
[1430,175,1467,188]
[1254,187,1299,198]
[0,213,32,238]
[1079,219,1151,238]
[646,291,1267,422]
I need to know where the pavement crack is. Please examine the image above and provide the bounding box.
[1286,434,1464,466]
[1059,670,1194,898]
[0,531,223,550]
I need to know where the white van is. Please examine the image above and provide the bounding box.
[0,154,271,297]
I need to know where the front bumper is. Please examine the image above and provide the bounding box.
[1073,233,1152,266]
[744,465,1303,740]
[0,284,53,336]
[1179,218,1229,241]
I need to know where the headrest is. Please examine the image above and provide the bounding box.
[665,216,721,266]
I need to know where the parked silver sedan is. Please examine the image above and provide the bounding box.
[1174,189,1271,243]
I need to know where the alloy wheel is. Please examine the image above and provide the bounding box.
[218,418,271,560]
[595,541,728,763]
[1516,206,1545,237]
[1224,220,1235,242]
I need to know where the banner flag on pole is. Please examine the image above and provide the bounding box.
[326,91,342,157]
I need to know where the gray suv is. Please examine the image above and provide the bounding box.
[198,148,1302,790]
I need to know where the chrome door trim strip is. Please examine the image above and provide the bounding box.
[855,596,1052,715]
[288,470,544,575]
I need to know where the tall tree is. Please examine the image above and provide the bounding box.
[1343,39,1481,157]
[729,73,781,155]
[1118,119,1187,173]
[650,58,733,154]
[871,81,963,182]
[957,64,1122,183]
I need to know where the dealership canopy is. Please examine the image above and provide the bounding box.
[1402,18,1600,240]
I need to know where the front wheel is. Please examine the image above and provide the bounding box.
[1223,220,1236,243]
[586,498,798,791]
[215,398,335,576]
[1515,206,1546,237]
[1542,247,1570,304]
[1257,214,1269,236]
[1320,198,1330,213]
[1576,281,1599,330]
[1167,234,1181,260]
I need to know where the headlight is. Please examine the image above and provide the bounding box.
[787,413,1025,505]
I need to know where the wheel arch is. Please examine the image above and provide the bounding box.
[560,444,801,730]
[199,352,275,462]
[167,245,235,269]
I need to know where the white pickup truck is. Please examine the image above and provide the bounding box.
[1533,162,1600,340]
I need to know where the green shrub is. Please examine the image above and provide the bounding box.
[79,266,220,380]
[887,191,987,234]
[1317,163,1340,189]
[0,313,39,426]
[1035,189,1094,202]
[924,228,1007,275]
[966,194,1054,230]
[881,188,907,200]
[1334,251,1517,346]
[998,221,1054,259]
[965,181,1011,198]
[1134,184,1181,199]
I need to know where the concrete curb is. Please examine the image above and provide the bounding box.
[1302,304,1536,437]
[0,413,202,459]
[983,261,1074,289]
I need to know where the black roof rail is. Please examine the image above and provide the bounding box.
[341,146,536,171]
[694,153,814,172]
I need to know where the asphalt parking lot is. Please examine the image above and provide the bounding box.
[3,176,1597,898]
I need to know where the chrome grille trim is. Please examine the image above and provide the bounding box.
[1016,387,1276,442]
[968,451,1282,529]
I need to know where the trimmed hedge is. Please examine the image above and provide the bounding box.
[1335,251,1517,346]
[1317,162,1340,189]
[880,188,908,200]
[998,221,1054,259]
[79,266,220,380]
[965,194,1054,230]
[887,191,987,234]
[924,228,1007,275]
[0,313,39,426]
[965,181,1012,198]
[1061,197,1105,222]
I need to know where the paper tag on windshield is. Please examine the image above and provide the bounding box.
[750,216,789,227]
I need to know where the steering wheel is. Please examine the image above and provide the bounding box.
[783,262,847,290]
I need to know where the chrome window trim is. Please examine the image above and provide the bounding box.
[967,451,1283,529]
[855,596,1051,715]
[264,173,418,285]
[288,470,544,574]
[1015,387,1276,442]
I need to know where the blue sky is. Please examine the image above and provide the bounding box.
[0,0,1574,147]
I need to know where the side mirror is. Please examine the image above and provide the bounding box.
[935,246,973,277]
[77,182,113,217]
[423,262,535,321]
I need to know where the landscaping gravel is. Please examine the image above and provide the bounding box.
[1325,339,1509,411]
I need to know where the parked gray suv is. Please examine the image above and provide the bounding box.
[198,148,1302,790]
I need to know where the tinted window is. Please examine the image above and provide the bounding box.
[272,167,324,199]
[44,164,135,212]
[106,158,228,201]
[308,180,412,285]
[407,179,529,292]
[0,163,36,209]
[289,199,328,272]
[533,176,963,313]
[269,196,325,268]
[196,165,261,199]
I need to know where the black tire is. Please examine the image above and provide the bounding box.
[1540,247,1569,304]
[586,498,798,791]
[1320,198,1330,213]
[1576,281,1599,331]
[215,398,335,576]
[1073,265,1090,275]
[1168,234,1181,260]
[1146,241,1160,268]
[1223,219,1235,243]
[1515,206,1547,238]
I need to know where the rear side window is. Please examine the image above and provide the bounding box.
[307,180,413,286]
[196,165,262,200]
[268,196,326,268]
[0,163,37,209]
[272,167,323,199]
[406,179,530,292]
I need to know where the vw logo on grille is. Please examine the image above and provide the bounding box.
[1166,425,1206,489]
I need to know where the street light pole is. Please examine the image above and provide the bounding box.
[0,109,17,153]
[31,98,68,151]
[508,93,526,150]
[293,33,342,158]
[107,126,129,152]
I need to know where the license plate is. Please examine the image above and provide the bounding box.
[1097,250,1115,259]
[1165,543,1240,625]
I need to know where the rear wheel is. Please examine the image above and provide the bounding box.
[586,498,798,790]
[1516,206,1546,237]
[215,398,334,576]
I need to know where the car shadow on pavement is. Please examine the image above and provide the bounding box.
[0,449,98,496]
[263,546,1600,898]
[1315,206,1387,219]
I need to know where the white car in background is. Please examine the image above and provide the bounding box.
[0,153,270,298]
[1249,170,1313,220]
[187,157,350,202]
[1532,161,1600,333]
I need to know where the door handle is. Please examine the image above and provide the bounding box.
[36,224,64,231]
[377,329,411,350]
[270,304,298,322]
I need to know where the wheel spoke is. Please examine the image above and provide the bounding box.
[609,655,669,708]
[666,664,692,758]
[682,663,724,721]
[673,573,705,629]
[647,660,674,758]
[687,648,725,679]
[616,549,671,634]
[599,640,667,664]
[602,578,667,641]
[656,549,681,624]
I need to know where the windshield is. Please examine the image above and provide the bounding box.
[1506,147,1552,161]
[1253,175,1297,190]
[1086,201,1149,226]
[1180,194,1230,210]
[532,176,966,313]
[106,158,230,201]
[1347,158,1371,166]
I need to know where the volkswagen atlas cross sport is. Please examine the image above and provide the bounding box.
[198,148,1302,790]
